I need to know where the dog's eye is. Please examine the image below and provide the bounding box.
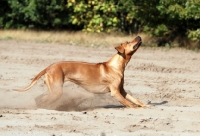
[126,41,129,44]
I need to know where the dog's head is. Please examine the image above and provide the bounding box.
[115,36,142,56]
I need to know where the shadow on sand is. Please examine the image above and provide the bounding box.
[148,100,168,106]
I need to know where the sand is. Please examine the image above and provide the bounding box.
[0,40,200,136]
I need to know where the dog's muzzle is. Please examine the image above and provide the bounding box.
[133,36,142,49]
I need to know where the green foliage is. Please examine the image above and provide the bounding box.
[131,0,200,42]
[188,29,200,41]
[0,0,10,28]
[67,0,119,32]
[0,0,199,44]
[4,0,68,29]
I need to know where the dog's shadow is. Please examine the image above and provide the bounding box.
[147,100,168,106]
[97,105,124,109]
[99,100,168,109]
[55,104,124,111]
[55,101,168,111]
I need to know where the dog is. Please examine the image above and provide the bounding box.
[13,36,149,108]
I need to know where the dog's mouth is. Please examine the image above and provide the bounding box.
[133,36,142,49]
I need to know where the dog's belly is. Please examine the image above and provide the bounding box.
[67,79,110,93]
[79,84,110,94]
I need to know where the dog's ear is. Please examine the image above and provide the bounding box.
[115,45,125,54]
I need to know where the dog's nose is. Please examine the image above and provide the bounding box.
[136,36,141,41]
[132,36,142,43]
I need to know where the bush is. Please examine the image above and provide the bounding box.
[67,0,137,33]
[0,0,199,45]
[136,0,200,41]
[67,0,119,32]
[4,0,69,29]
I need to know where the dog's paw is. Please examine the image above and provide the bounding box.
[144,104,151,107]
[139,104,152,108]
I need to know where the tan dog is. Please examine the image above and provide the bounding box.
[13,36,148,108]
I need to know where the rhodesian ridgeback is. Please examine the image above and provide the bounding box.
[13,36,148,108]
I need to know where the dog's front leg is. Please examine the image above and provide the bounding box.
[120,88,149,107]
[110,86,137,108]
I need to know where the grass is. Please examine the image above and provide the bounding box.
[0,30,198,50]
[0,30,152,47]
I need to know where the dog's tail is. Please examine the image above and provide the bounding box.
[13,68,47,92]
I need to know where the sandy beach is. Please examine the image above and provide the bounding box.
[0,40,200,136]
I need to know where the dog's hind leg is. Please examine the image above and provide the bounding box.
[36,72,64,107]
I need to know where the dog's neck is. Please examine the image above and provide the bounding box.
[107,52,133,71]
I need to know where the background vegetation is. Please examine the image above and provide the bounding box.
[0,0,199,48]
